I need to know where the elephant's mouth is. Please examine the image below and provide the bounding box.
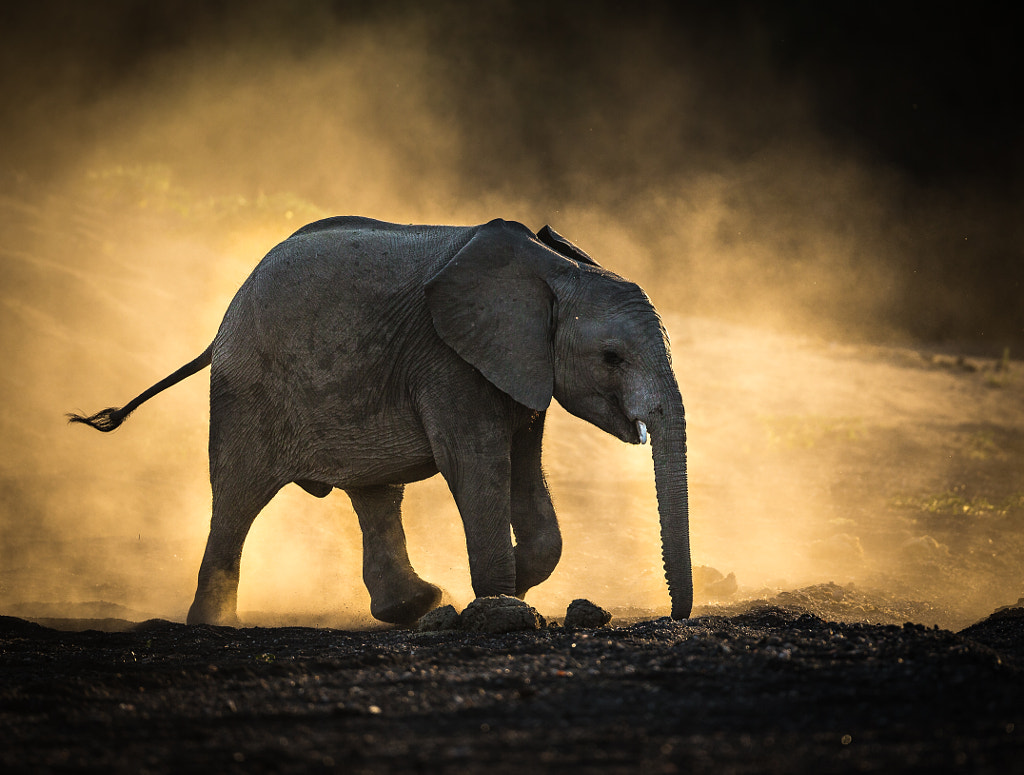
[609,394,647,445]
[559,391,646,445]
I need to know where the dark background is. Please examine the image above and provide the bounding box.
[1,0,1021,345]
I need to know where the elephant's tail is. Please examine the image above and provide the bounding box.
[67,344,213,432]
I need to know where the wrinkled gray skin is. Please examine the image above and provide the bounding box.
[70,217,692,625]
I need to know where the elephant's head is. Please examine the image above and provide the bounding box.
[425,219,692,619]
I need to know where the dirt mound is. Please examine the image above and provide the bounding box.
[697,581,958,628]
[959,604,1024,663]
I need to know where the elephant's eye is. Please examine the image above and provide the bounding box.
[602,349,625,368]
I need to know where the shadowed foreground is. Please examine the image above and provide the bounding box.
[2,605,1022,773]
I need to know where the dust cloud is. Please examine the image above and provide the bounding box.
[1,2,1020,629]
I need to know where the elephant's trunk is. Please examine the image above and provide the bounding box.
[647,395,692,620]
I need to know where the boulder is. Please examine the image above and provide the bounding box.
[417,604,461,632]
[459,595,545,634]
[564,598,612,629]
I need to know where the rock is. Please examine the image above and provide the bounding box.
[694,566,739,600]
[459,596,545,634]
[694,565,725,588]
[710,572,738,598]
[417,604,461,632]
[564,599,612,629]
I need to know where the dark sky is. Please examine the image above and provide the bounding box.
[1,0,1021,344]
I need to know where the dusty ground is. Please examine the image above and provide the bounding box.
[2,601,1023,774]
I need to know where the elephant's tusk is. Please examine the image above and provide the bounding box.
[636,420,648,445]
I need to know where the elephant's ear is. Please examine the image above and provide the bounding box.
[537,225,601,267]
[425,220,556,411]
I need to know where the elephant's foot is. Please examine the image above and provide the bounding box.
[514,533,562,597]
[186,569,241,626]
[369,578,443,626]
[186,597,241,627]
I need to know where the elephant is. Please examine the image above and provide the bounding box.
[69,216,692,625]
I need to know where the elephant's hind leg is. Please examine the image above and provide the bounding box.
[346,484,442,625]
[187,474,283,626]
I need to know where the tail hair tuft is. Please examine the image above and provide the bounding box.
[66,407,129,432]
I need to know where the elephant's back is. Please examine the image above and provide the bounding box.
[285,215,417,240]
[283,217,474,262]
[261,218,474,293]
[213,219,476,370]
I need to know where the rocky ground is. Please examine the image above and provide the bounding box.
[2,596,1023,774]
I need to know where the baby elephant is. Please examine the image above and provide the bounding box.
[70,217,692,625]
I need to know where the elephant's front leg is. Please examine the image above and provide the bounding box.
[510,412,562,597]
[434,445,517,599]
[346,484,442,625]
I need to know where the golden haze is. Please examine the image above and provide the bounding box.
[2,10,1020,629]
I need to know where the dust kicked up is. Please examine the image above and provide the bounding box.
[1,2,1021,630]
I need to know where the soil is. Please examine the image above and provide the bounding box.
[2,601,1023,774]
